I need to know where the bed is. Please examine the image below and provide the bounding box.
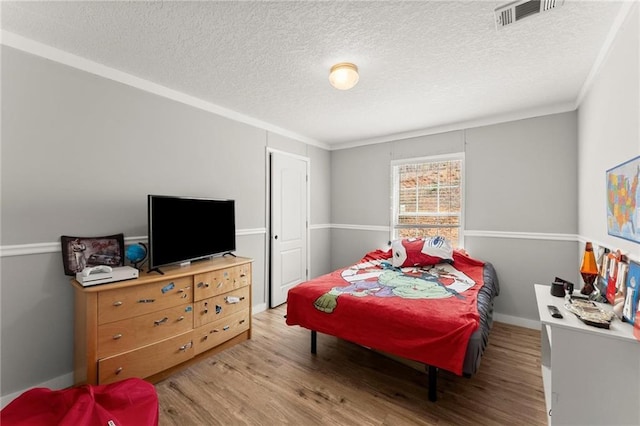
[285,238,500,401]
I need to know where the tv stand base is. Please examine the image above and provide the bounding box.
[147,267,165,275]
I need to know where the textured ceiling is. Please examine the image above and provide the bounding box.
[0,1,628,148]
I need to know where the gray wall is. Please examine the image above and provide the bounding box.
[465,114,579,321]
[0,46,331,397]
[330,112,579,322]
[578,4,639,261]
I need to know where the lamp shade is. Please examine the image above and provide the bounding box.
[329,63,359,90]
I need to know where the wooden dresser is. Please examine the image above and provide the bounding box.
[71,256,252,385]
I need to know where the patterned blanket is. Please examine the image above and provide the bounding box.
[286,249,486,375]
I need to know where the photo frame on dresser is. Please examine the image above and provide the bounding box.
[60,233,125,275]
[605,251,620,304]
[622,261,640,323]
[596,246,610,296]
[611,260,628,319]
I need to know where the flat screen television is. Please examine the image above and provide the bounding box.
[147,195,236,272]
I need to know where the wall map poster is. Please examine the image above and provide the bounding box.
[607,155,640,244]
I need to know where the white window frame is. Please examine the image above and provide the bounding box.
[390,153,465,247]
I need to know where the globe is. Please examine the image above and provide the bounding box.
[126,243,147,269]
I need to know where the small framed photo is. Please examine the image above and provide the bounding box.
[622,261,640,323]
[596,247,610,296]
[598,247,610,279]
[605,252,620,304]
[611,261,628,318]
[60,234,125,276]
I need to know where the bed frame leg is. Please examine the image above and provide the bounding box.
[311,330,317,354]
[427,365,437,402]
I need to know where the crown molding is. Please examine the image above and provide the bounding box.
[575,1,636,107]
[0,31,328,151]
[330,101,577,151]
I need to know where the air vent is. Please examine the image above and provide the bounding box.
[495,0,565,30]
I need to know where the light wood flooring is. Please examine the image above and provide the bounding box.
[155,305,547,425]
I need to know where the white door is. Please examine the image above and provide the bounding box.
[270,151,308,307]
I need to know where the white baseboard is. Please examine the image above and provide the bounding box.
[252,302,267,315]
[494,312,540,330]
[1,372,74,409]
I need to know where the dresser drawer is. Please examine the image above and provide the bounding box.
[193,264,251,300]
[98,277,193,324]
[98,331,194,384]
[97,303,193,358]
[193,286,250,328]
[193,309,250,355]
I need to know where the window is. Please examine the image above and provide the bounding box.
[391,154,464,247]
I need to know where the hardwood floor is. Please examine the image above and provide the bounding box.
[155,305,547,425]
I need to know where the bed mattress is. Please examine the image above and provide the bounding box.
[286,249,500,376]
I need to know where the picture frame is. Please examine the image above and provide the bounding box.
[612,261,628,318]
[606,155,640,244]
[605,251,619,304]
[596,246,610,297]
[622,260,640,323]
[597,246,610,279]
[60,234,125,276]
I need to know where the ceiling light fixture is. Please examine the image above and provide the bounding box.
[329,62,359,90]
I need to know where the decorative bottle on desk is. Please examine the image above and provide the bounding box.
[580,242,598,295]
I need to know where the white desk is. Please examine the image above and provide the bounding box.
[534,284,640,425]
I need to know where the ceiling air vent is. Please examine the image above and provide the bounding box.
[495,0,565,30]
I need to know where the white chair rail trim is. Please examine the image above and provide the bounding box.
[0,228,267,258]
[7,229,631,258]
[464,230,578,241]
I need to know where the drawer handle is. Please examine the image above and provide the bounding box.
[177,315,185,321]
[223,325,230,331]
[239,319,245,325]
[216,282,223,288]
[137,299,155,304]
[113,301,123,307]
[197,282,210,288]
[240,273,246,278]
[154,317,169,326]
[115,367,123,375]
[179,341,193,351]
[225,296,244,304]
[113,333,123,340]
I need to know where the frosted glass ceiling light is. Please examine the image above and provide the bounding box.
[329,62,359,90]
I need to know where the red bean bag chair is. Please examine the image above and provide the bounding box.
[1,378,158,426]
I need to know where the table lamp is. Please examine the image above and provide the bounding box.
[580,242,598,295]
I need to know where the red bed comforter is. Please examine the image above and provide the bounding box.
[286,249,485,375]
